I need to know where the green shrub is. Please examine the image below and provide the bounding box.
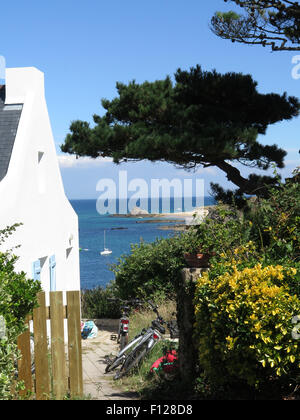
[195,205,251,255]
[111,230,202,300]
[194,263,300,391]
[0,225,41,400]
[81,283,121,319]
[245,167,300,263]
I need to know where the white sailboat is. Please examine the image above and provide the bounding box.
[100,230,112,255]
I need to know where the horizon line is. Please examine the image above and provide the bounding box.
[68,196,215,201]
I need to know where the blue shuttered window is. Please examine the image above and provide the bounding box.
[49,255,56,292]
[32,260,41,282]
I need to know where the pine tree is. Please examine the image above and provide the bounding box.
[61,66,299,202]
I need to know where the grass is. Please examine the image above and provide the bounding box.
[128,299,177,340]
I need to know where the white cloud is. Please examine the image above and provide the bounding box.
[195,166,218,176]
[58,154,113,168]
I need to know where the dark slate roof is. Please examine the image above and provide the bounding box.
[0,86,23,181]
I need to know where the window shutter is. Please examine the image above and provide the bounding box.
[49,255,56,292]
[32,260,41,282]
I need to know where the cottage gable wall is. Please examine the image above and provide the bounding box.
[0,67,80,293]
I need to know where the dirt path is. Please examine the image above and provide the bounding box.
[81,321,140,400]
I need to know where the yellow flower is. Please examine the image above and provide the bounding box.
[253,322,262,332]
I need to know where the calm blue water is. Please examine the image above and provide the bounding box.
[69,197,215,290]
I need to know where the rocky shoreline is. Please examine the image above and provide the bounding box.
[109,205,216,231]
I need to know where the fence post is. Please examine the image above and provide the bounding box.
[33,291,50,400]
[50,291,67,400]
[67,291,83,398]
[17,317,32,396]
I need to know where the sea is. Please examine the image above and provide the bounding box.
[69,197,215,290]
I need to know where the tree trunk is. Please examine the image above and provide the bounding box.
[214,160,250,192]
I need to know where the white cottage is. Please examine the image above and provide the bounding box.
[0,67,80,293]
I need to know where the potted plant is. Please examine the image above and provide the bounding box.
[183,251,215,268]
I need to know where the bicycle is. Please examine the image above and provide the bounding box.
[108,297,143,351]
[105,301,174,380]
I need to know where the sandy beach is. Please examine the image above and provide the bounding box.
[111,205,214,219]
[157,206,214,230]
[159,206,214,219]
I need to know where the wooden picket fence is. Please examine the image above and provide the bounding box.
[17,291,83,400]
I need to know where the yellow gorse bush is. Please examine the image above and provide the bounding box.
[194,264,300,387]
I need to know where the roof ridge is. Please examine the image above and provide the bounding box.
[0,85,23,182]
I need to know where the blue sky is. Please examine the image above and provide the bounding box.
[1,0,299,199]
